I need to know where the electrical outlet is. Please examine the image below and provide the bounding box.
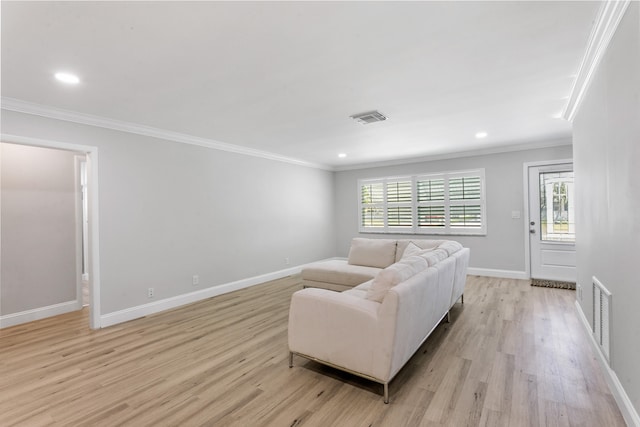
[192,275,199,286]
[285,257,290,265]
[147,287,154,298]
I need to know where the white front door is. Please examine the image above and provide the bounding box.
[528,163,576,282]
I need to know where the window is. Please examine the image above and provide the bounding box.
[360,181,384,228]
[358,169,486,235]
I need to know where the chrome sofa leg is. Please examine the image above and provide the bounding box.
[461,293,464,304]
[383,383,389,404]
[289,352,293,368]
[446,311,451,323]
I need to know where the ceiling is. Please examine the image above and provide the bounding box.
[1,1,600,169]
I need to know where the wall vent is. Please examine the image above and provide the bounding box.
[350,111,387,124]
[592,276,612,364]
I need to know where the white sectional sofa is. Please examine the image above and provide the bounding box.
[288,238,470,403]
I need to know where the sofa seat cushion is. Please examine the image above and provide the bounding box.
[302,260,381,287]
[345,279,374,299]
[343,288,368,299]
[348,238,397,268]
[354,279,374,291]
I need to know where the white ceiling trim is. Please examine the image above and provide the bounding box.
[1,97,332,171]
[333,137,573,172]
[563,0,631,122]
[2,96,573,173]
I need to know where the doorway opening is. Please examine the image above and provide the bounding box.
[0,135,101,329]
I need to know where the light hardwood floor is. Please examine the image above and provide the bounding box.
[0,275,625,426]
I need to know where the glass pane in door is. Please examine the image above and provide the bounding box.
[539,171,575,242]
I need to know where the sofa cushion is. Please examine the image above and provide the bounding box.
[348,238,397,268]
[401,242,422,258]
[396,239,446,262]
[343,288,369,300]
[302,260,380,287]
[366,256,428,303]
[354,279,374,291]
[420,248,449,266]
[437,240,463,256]
[402,241,440,260]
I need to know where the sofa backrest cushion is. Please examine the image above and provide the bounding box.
[437,240,463,256]
[348,238,397,268]
[420,248,449,266]
[395,239,445,262]
[401,242,423,258]
[366,255,428,303]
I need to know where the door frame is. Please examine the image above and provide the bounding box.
[522,159,573,279]
[1,133,102,329]
[74,155,85,309]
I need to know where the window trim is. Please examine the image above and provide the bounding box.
[358,169,486,236]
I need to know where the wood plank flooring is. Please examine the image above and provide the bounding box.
[0,275,625,426]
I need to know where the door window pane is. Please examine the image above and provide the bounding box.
[539,171,575,242]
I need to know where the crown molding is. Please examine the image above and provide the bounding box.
[563,0,631,122]
[333,137,573,172]
[0,97,573,173]
[1,97,332,171]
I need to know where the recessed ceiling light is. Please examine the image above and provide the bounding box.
[55,72,80,84]
[475,131,488,139]
[338,153,347,158]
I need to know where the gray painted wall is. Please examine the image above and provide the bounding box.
[334,145,573,273]
[572,3,640,416]
[1,110,336,314]
[1,143,79,314]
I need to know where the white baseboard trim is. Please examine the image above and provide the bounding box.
[0,300,82,329]
[467,267,529,280]
[574,300,640,427]
[100,264,311,328]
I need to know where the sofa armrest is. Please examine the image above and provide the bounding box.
[288,288,393,381]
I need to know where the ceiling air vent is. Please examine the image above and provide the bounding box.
[350,110,387,125]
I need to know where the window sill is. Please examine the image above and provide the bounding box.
[359,230,487,237]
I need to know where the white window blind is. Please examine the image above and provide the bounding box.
[358,169,486,235]
[386,179,413,232]
[417,177,445,229]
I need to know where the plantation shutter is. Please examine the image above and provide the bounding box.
[358,169,485,235]
[386,179,413,230]
[449,176,482,229]
[416,177,445,229]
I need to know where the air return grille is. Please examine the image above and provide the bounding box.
[592,276,612,364]
[350,111,387,124]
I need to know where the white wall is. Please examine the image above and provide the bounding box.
[1,143,80,314]
[334,144,573,275]
[572,2,640,418]
[1,110,336,316]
